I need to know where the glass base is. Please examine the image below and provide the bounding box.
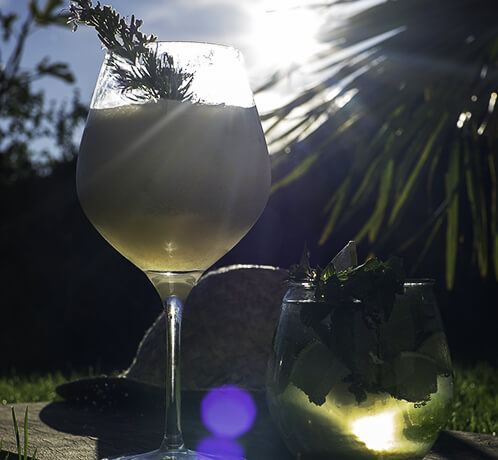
[103,448,244,460]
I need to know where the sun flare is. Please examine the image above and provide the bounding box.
[250,1,326,71]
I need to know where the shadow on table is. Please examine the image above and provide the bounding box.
[39,380,291,460]
[1,453,35,460]
[40,377,498,460]
[38,399,498,460]
[430,430,498,460]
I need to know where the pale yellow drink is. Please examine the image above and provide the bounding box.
[76,99,270,272]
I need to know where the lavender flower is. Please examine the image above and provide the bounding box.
[66,1,193,101]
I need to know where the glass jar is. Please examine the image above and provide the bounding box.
[266,279,454,460]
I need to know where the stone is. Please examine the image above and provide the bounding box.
[124,264,289,390]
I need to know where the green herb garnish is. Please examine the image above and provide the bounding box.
[288,244,317,282]
[288,243,447,406]
[68,0,193,101]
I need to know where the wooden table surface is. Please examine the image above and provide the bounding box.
[1,393,497,460]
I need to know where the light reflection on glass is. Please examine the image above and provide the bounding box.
[350,411,397,451]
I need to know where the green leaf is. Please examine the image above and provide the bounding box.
[427,146,442,202]
[319,261,336,282]
[290,341,346,406]
[271,112,362,196]
[355,157,394,244]
[464,140,489,278]
[318,177,351,246]
[350,129,394,206]
[267,114,313,147]
[0,12,17,41]
[445,142,460,290]
[411,216,444,274]
[288,244,317,282]
[270,151,320,194]
[388,113,448,226]
[36,59,75,83]
[487,152,498,280]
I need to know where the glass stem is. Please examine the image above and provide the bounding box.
[160,294,184,451]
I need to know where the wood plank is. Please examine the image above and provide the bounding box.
[1,400,497,460]
[0,402,95,459]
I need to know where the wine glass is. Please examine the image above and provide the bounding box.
[76,42,271,460]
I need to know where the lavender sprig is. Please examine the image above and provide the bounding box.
[68,0,193,101]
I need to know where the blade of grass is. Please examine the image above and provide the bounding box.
[10,408,20,460]
[23,408,28,460]
[1,438,11,459]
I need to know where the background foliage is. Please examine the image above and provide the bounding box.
[0,0,86,184]
[260,0,498,291]
[0,0,496,374]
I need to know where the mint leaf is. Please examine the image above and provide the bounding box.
[289,246,419,406]
[288,244,317,282]
[290,342,348,406]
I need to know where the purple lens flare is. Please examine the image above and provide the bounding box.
[196,436,245,460]
[200,385,257,439]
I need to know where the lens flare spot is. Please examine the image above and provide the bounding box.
[196,436,245,460]
[201,385,257,438]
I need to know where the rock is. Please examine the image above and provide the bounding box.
[124,264,289,390]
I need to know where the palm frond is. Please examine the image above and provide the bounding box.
[259,0,498,285]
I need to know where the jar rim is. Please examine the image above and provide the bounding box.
[404,278,435,286]
[286,280,316,288]
[288,278,435,286]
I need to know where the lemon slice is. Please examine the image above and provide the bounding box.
[393,351,440,402]
[417,333,452,373]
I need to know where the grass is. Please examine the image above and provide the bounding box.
[446,362,498,435]
[0,370,92,406]
[0,363,497,436]
[1,407,37,460]
[0,370,94,459]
